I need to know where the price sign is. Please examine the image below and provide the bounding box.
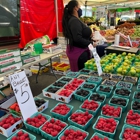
[88,44,103,76]
[9,71,37,121]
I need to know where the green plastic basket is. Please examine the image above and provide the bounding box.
[79,68,91,75]
[66,71,80,78]
[137,83,140,91]
[87,76,102,85]
[124,111,140,128]
[68,110,94,130]
[113,87,131,99]
[101,105,122,120]
[96,85,113,97]
[7,129,36,140]
[132,91,140,101]
[92,116,119,138]
[108,95,129,112]
[57,76,73,83]
[58,125,89,140]
[79,100,101,116]
[119,124,140,140]
[116,81,133,89]
[131,100,140,114]
[90,132,113,140]
[24,112,51,134]
[81,82,97,92]
[50,103,74,121]
[74,89,92,101]
[39,118,68,140]
[88,93,106,107]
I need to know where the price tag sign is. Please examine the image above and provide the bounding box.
[88,44,103,76]
[9,71,37,121]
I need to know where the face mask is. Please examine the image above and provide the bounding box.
[78,8,82,17]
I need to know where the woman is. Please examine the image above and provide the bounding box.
[62,0,96,72]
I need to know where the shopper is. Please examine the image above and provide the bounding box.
[62,0,97,72]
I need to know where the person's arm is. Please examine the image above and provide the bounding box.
[69,18,93,48]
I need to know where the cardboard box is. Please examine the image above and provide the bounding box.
[55,89,74,103]
[22,55,40,64]
[34,97,49,113]
[0,114,23,137]
[0,56,21,68]
[0,49,20,60]
[43,44,62,53]
[0,61,22,73]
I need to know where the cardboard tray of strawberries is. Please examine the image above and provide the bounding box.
[101,104,123,121]
[50,103,73,121]
[109,95,129,112]
[24,112,51,134]
[79,99,101,116]
[39,118,68,140]
[58,125,89,140]
[92,116,119,138]
[68,110,94,130]
[119,124,140,140]
[90,132,113,140]
[7,129,36,140]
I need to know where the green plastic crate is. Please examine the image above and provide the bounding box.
[131,100,140,114]
[90,132,113,140]
[68,110,94,130]
[66,71,79,78]
[39,118,68,140]
[7,129,36,140]
[50,103,74,121]
[81,82,97,92]
[113,87,131,99]
[87,76,102,85]
[79,68,91,75]
[58,125,89,140]
[92,116,119,138]
[24,112,51,134]
[137,83,140,91]
[116,81,133,89]
[109,95,129,112]
[79,100,101,116]
[132,91,140,101]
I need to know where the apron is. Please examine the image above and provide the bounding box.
[66,45,91,72]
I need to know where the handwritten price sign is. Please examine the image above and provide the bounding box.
[9,71,37,121]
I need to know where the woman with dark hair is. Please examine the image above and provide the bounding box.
[62,0,97,72]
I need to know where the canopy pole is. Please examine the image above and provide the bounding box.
[55,0,59,36]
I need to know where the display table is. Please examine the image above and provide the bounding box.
[0,81,137,140]
[0,50,63,78]
[105,46,139,54]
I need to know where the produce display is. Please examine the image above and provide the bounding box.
[110,97,127,106]
[114,88,131,97]
[134,91,140,100]
[89,93,105,102]
[132,101,140,111]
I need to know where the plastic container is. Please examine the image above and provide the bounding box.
[131,100,140,114]
[132,91,140,101]
[124,111,140,128]
[24,112,51,134]
[74,89,92,101]
[113,88,131,99]
[50,103,73,121]
[55,63,70,71]
[79,100,101,116]
[119,124,140,140]
[57,76,73,83]
[88,93,106,107]
[81,82,97,92]
[77,74,90,81]
[90,132,113,140]
[79,68,91,75]
[137,83,140,91]
[92,116,119,138]
[7,129,36,140]
[109,95,129,112]
[68,110,94,130]
[34,43,43,54]
[101,105,123,120]
[58,125,89,140]
[96,85,113,97]
[39,118,68,140]
[138,78,140,83]
[52,81,67,88]
[87,76,102,85]
[66,71,79,78]
[116,81,133,89]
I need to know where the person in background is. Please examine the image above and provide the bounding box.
[62,0,97,72]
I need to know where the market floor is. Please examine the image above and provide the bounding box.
[28,72,62,96]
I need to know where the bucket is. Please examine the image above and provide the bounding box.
[34,43,43,54]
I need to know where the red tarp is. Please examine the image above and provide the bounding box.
[19,0,64,48]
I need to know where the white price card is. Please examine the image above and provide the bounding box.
[88,44,102,76]
[9,71,37,121]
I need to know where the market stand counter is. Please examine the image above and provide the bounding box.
[0,78,138,140]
